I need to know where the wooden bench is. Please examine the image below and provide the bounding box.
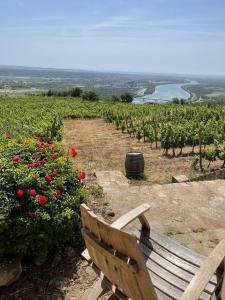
[80,203,225,300]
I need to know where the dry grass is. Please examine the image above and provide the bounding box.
[63,119,216,185]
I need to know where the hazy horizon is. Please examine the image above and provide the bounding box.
[1,64,225,79]
[1,0,225,76]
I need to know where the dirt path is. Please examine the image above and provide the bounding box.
[63,119,201,184]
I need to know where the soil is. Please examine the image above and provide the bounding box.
[63,119,221,185]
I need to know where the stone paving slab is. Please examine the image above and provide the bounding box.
[97,171,225,256]
[96,170,129,189]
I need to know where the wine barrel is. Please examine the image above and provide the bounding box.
[125,152,145,179]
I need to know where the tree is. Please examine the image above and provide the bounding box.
[82,91,99,102]
[180,99,185,105]
[111,95,120,102]
[172,98,179,104]
[120,93,133,103]
[47,89,53,97]
[71,87,83,97]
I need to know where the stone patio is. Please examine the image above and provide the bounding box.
[96,171,225,256]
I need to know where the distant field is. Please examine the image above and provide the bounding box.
[0,66,188,100]
[184,81,225,103]
[1,66,225,102]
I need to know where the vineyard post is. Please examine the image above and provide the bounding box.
[199,126,203,171]
[154,125,158,149]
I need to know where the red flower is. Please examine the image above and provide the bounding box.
[80,171,86,179]
[34,161,41,167]
[52,170,58,177]
[16,189,24,197]
[41,159,46,164]
[33,153,39,159]
[36,143,43,148]
[55,189,61,197]
[51,154,58,159]
[41,148,46,154]
[77,171,86,181]
[38,195,47,205]
[13,155,21,163]
[29,189,37,196]
[28,212,36,220]
[71,148,78,157]
[5,133,12,139]
[45,175,52,181]
[27,163,34,168]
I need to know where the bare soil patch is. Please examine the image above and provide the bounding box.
[63,119,205,184]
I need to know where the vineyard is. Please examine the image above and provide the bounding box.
[1,96,225,170]
[0,97,104,141]
[103,104,225,170]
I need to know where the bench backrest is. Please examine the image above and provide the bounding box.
[80,204,157,300]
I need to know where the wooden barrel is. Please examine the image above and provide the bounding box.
[125,152,145,179]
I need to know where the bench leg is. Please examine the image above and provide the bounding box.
[81,278,109,300]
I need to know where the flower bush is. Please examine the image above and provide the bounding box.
[0,135,86,259]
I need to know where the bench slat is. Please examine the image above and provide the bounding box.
[149,228,205,266]
[140,242,217,295]
[146,257,213,299]
[130,228,218,285]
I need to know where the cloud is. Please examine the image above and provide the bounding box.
[83,16,134,31]
[1,13,225,42]
[0,15,136,38]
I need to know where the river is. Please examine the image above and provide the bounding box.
[133,80,197,104]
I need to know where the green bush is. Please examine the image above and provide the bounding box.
[0,135,86,259]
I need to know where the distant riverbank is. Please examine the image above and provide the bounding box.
[133,80,197,104]
[136,88,147,96]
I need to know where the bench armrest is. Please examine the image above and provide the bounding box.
[111,203,150,230]
[181,239,225,300]
[81,203,150,262]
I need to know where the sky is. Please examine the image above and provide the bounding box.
[0,0,225,75]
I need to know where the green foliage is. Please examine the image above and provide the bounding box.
[120,93,133,103]
[0,97,105,140]
[215,142,225,167]
[191,156,199,170]
[202,147,217,167]
[136,128,143,141]
[43,87,83,98]
[71,87,83,97]
[172,98,186,105]
[88,185,103,198]
[102,101,225,168]
[0,136,86,258]
[82,91,99,102]
[111,95,121,102]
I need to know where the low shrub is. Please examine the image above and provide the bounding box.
[0,135,86,259]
